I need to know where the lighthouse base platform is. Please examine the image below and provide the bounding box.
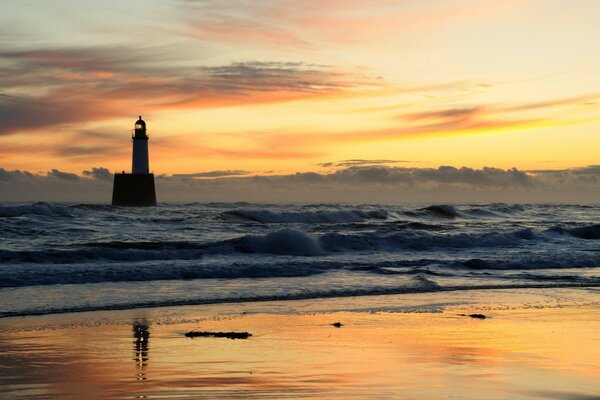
[112,173,156,206]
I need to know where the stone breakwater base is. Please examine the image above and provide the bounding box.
[112,173,156,206]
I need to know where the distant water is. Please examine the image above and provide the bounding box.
[1,202,599,317]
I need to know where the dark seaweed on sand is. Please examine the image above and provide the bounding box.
[459,313,487,319]
[185,330,252,339]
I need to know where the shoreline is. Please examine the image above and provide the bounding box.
[1,286,598,329]
[2,282,599,320]
[1,288,598,399]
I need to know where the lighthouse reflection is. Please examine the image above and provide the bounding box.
[132,320,150,382]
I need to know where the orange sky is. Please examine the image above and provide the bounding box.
[1,0,600,176]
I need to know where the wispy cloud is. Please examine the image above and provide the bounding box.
[173,170,251,178]
[154,134,323,160]
[0,127,127,163]
[0,46,371,136]
[318,159,412,168]
[498,93,600,113]
[404,107,484,121]
[177,0,521,49]
[0,93,118,136]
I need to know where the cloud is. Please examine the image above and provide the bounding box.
[309,165,533,187]
[155,134,323,160]
[0,168,35,182]
[498,93,600,113]
[0,46,370,136]
[195,61,349,93]
[1,41,596,163]
[82,167,112,181]
[46,169,80,181]
[57,145,121,157]
[0,93,114,136]
[1,165,599,203]
[0,168,112,202]
[177,0,521,49]
[404,107,483,121]
[386,92,600,141]
[155,164,600,203]
[318,159,412,168]
[173,170,250,178]
[528,165,600,187]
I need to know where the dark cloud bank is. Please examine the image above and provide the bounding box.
[1,165,599,203]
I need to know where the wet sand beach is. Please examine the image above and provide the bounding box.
[0,288,598,399]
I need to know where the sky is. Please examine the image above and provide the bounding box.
[1,0,600,202]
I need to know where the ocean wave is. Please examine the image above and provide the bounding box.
[2,202,599,320]
[81,240,210,250]
[2,250,599,288]
[71,204,117,212]
[0,246,207,264]
[463,208,500,217]
[0,259,350,287]
[0,202,69,218]
[488,204,526,214]
[393,221,446,231]
[0,257,461,288]
[2,224,591,265]
[459,253,600,270]
[228,228,538,255]
[222,208,388,223]
[417,205,460,218]
[411,274,442,290]
[463,204,526,216]
[318,228,536,252]
[234,228,324,256]
[548,224,600,240]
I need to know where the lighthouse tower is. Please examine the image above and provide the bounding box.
[132,116,150,174]
[111,116,157,206]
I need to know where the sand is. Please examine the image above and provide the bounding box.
[0,288,598,399]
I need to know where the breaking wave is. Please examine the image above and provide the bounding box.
[548,224,600,240]
[0,202,68,218]
[2,253,599,288]
[3,223,599,265]
[418,205,460,218]
[223,208,388,223]
[2,202,599,317]
[234,228,324,256]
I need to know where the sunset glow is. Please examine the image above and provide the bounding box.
[2,0,599,178]
[2,5,599,398]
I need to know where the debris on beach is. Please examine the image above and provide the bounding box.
[459,313,487,319]
[185,330,252,339]
[331,322,343,328]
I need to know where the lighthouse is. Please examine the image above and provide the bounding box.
[111,116,157,206]
[132,116,150,174]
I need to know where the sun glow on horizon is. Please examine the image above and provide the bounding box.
[1,0,600,177]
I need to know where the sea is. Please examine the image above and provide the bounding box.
[1,202,599,319]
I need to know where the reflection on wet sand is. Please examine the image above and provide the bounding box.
[132,320,150,399]
[133,320,150,382]
[0,291,598,399]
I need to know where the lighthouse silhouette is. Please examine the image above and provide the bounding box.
[111,116,157,206]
